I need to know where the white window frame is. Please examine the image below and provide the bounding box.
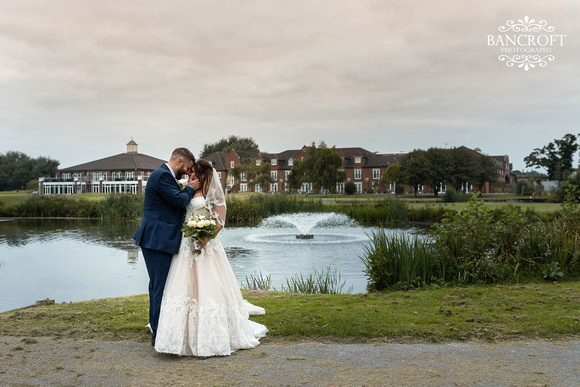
[355,183,362,193]
[256,159,261,166]
[355,156,362,164]
[271,171,278,180]
[288,158,293,166]
[285,171,290,180]
[270,183,278,193]
[240,184,247,192]
[255,184,262,193]
[240,172,247,182]
[271,159,277,166]
[373,169,380,180]
[354,170,362,180]
[230,161,235,168]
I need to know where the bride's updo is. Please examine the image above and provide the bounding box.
[194,159,213,197]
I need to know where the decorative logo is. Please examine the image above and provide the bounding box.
[487,16,566,71]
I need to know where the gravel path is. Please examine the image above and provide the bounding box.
[1,336,579,386]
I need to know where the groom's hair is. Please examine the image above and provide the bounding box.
[170,148,195,164]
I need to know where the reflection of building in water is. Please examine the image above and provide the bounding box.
[127,248,139,262]
[39,139,165,195]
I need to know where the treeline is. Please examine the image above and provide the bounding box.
[386,147,500,197]
[0,151,59,191]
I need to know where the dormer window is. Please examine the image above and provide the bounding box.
[256,159,261,166]
[355,156,362,164]
[288,157,293,167]
[271,159,277,166]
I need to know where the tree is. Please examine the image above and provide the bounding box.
[229,157,272,190]
[199,136,260,159]
[424,148,451,197]
[381,163,404,196]
[524,133,579,180]
[0,151,59,191]
[447,147,479,192]
[400,149,430,197]
[472,154,500,194]
[289,142,345,195]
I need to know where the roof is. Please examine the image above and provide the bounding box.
[336,147,390,168]
[204,152,228,171]
[60,153,166,172]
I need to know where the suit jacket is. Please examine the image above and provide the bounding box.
[132,163,195,255]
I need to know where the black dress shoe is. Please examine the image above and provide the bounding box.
[151,339,155,346]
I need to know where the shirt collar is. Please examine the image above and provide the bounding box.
[165,163,177,180]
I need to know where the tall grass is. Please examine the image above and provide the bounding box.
[226,193,323,225]
[96,194,143,219]
[242,267,353,294]
[360,229,437,291]
[281,267,353,294]
[330,198,409,225]
[16,196,98,217]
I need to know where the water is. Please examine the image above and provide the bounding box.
[0,215,418,313]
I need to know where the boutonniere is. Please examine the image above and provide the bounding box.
[178,178,188,190]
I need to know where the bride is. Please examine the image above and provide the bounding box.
[154,159,267,356]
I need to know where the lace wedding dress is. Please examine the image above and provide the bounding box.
[154,195,267,356]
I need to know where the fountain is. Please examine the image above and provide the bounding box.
[246,212,364,244]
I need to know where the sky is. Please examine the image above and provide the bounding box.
[0,0,578,172]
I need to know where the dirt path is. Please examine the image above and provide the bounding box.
[1,336,579,386]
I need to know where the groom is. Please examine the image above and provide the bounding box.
[133,147,200,346]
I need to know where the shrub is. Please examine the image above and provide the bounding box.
[442,188,470,203]
[344,182,357,195]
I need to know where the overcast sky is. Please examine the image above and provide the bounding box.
[1,0,578,172]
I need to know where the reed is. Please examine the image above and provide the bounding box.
[281,266,353,294]
[15,195,98,217]
[226,193,323,225]
[242,270,272,291]
[96,194,143,219]
[360,229,438,291]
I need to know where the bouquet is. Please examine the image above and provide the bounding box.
[181,215,218,254]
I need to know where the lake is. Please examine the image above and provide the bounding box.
[0,215,416,313]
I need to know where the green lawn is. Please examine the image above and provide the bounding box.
[1,283,578,343]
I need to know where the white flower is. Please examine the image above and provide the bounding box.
[188,220,197,228]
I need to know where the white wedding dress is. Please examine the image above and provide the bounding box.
[155,195,268,356]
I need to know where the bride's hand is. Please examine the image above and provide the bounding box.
[198,237,211,249]
[188,175,201,191]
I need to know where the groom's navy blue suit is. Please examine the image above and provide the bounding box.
[133,163,195,339]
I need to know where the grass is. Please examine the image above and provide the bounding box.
[1,282,578,344]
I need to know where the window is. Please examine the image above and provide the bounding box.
[271,159,277,166]
[288,157,293,166]
[336,182,344,193]
[62,173,71,181]
[355,156,361,164]
[373,169,380,180]
[256,159,261,166]
[126,172,134,180]
[217,172,221,178]
[255,184,262,193]
[354,170,362,180]
[271,171,278,180]
[355,183,362,193]
[230,161,235,168]
[270,183,278,193]
[285,171,290,180]
[390,182,396,194]
[240,184,247,192]
[240,172,247,182]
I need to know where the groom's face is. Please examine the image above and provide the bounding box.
[176,159,194,179]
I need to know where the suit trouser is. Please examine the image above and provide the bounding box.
[141,247,173,339]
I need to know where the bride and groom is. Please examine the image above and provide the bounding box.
[132,148,267,356]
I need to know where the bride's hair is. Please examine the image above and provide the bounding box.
[194,159,213,197]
